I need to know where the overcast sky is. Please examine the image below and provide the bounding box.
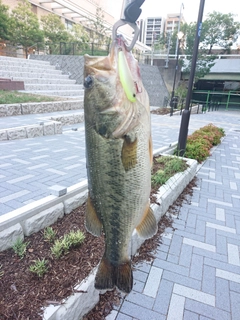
[140,0,240,23]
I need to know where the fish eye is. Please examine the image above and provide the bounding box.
[84,75,94,89]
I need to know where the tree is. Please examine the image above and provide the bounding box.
[87,7,110,45]
[202,11,240,54]
[70,24,90,43]
[0,0,10,41]
[8,0,44,57]
[41,14,70,44]
[182,22,216,81]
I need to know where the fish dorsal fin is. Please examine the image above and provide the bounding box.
[135,204,157,239]
[85,195,102,237]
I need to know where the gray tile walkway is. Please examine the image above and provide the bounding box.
[105,124,240,320]
[0,110,240,216]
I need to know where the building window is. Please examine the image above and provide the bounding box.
[65,20,73,30]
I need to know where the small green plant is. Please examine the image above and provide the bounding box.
[43,227,57,242]
[12,238,30,259]
[51,230,85,259]
[0,265,4,279]
[152,156,187,187]
[29,258,48,277]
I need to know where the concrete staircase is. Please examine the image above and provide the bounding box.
[0,56,84,99]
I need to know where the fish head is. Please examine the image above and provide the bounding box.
[83,35,148,139]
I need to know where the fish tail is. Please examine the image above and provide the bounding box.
[95,256,133,293]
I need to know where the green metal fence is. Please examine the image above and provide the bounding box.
[192,90,240,110]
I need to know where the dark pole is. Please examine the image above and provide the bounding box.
[170,40,180,116]
[177,0,205,156]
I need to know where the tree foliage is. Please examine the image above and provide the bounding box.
[0,0,10,40]
[8,0,44,56]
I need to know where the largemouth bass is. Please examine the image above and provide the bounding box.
[83,35,157,293]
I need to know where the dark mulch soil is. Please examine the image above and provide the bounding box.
[151,107,171,115]
[0,155,197,320]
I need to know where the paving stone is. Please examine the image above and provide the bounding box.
[230,291,240,320]
[185,299,231,320]
[183,310,199,320]
[153,279,174,314]
[216,278,231,312]
[120,301,164,320]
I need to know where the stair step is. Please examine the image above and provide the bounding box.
[0,65,62,74]
[0,56,51,65]
[10,77,77,85]
[0,71,70,80]
[24,84,84,91]
[22,90,85,97]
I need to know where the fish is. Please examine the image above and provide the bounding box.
[83,35,157,294]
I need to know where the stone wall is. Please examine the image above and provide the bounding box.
[30,55,169,107]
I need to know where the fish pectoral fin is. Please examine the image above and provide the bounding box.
[95,255,133,294]
[135,204,157,239]
[85,195,102,237]
[121,136,138,171]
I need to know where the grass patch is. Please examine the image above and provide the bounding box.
[0,90,61,104]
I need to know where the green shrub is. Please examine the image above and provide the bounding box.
[181,124,225,163]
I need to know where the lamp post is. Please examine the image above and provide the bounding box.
[175,3,184,58]
[177,0,205,156]
[170,31,184,116]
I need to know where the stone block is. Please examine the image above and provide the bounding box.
[7,127,27,140]
[42,102,54,113]
[43,122,55,136]
[64,191,88,214]
[0,224,24,251]
[0,129,8,141]
[32,103,43,114]
[49,185,67,197]
[74,114,84,123]
[54,121,62,134]
[0,105,7,117]
[6,104,21,116]
[21,104,30,115]
[21,203,64,236]
[26,125,44,138]
[63,102,70,111]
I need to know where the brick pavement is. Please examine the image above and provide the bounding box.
[0,110,240,217]
[107,129,240,320]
